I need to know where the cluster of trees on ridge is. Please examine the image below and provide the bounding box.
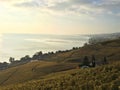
[78,55,108,68]
[0,52,108,70]
[0,47,80,70]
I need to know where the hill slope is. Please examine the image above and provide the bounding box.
[0,38,120,89]
[0,61,120,90]
[44,38,120,63]
[0,61,77,86]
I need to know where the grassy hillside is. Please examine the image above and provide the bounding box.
[0,61,120,90]
[44,38,120,63]
[0,38,120,89]
[0,61,77,86]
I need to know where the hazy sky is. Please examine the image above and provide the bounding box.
[0,0,120,35]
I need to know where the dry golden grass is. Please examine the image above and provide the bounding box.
[0,61,77,86]
[46,38,120,63]
[0,61,120,90]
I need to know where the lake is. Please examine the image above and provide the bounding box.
[0,34,89,62]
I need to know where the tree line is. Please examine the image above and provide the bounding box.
[0,47,80,70]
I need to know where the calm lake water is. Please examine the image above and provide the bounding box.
[0,34,89,62]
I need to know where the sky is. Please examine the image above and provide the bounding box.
[0,0,120,35]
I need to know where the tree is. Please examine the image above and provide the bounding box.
[24,55,31,60]
[72,47,78,50]
[82,56,90,66]
[32,51,43,60]
[20,55,31,62]
[48,52,54,55]
[0,62,8,70]
[36,51,43,56]
[103,56,108,65]
[9,57,15,63]
[91,55,96,67]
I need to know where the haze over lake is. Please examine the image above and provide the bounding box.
[0,34,89,62]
